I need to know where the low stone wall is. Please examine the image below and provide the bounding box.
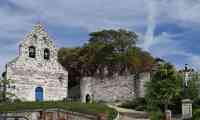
[0,109,98,120]
[81,73,150,102]
[81,75,135,102]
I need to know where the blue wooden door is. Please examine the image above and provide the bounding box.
[35,87,43,102]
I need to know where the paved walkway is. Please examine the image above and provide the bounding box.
[108,104,182,120]
[107,104,149,120]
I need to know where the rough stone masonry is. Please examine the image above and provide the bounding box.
[81,73,150,102]
[5,24,68,101]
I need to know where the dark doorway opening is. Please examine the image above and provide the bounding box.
[86,94,91,103]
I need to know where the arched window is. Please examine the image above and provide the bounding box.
[33,34,37,39]
[29,46,36,58]
[44,48,50,60]
[43,37,47,40]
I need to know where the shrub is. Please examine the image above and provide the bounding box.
[193,109,200,120]
[149,110,164,120]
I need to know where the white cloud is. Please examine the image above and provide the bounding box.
[143,0,158,51]
[0,0,149,73]
[141,31,200,71]
[7,0,148,31]
[0,0,200,73]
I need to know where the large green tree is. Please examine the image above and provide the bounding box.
[89,29,138,53]
[145,63,182,111]
[85,29,139,76]
[58,29,155,87]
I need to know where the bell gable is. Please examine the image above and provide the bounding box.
[19,24,57,61]
[6,23,67,74]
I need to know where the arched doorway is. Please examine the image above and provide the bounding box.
[86,94,91,103]
[35,87,43,102]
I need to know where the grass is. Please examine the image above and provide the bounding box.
[0,101,118,120]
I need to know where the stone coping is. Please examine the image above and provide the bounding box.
[182,99,193,103]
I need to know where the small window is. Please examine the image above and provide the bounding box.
[43,37,47,40]
[44,48,50,60]
[29,46,36,58]
[33,34,37,39]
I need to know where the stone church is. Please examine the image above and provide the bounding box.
[5,24,68,101]
[4,23,151,102]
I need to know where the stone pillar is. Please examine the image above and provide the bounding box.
[53,111,58,120]
[182,99,192,120]
[165,110,172,120]
[136,72,150,97]
[31,112,39,120]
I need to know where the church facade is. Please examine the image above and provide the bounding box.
[5,24,68,101]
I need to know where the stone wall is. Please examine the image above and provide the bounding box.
[5,24,68,101]
[0,109,98,120]
[81,73,150,102]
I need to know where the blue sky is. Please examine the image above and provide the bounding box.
[0,0,200,73]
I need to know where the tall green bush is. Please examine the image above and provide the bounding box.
[145,63,182,112]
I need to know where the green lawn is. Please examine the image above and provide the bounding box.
[0,101,118,120]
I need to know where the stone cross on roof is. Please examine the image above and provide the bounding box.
[33,23,45,32]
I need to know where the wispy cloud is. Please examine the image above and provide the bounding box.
[143,0,158,51]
